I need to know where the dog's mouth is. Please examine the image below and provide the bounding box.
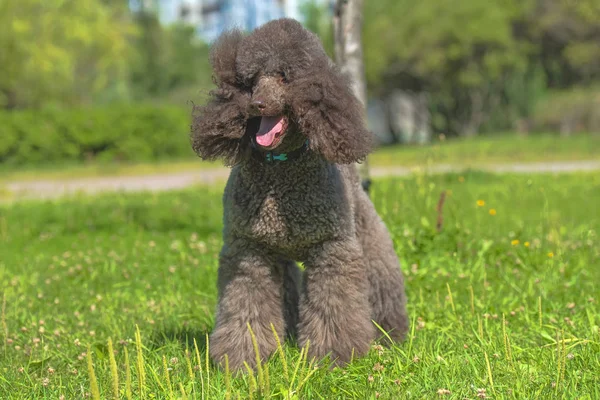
[254,115,288,150]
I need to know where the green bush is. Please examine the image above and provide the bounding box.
[0,105,196,165]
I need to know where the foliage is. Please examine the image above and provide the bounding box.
[1,132,598,178]
[1,172,599,398]
[0,106,195,165]
[518,0,600,88]
[0,1,214,110]
[357,0,600,136]
[0,0,136,109]
[129,12,213,100]
[300,0,335,58]
[483,63,548,133]
[0,0,598,137]
[363,0,529,136]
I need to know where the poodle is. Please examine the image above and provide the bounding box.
[190,18,408,372]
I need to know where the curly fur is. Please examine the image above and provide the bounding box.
[190,18,408,372]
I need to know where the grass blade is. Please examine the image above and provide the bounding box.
[538,296,543,328]
[86,345,101,400]
[163,355,174,399]
[107,338,119,400]
[205,333,210,395]
[194,337,205,400]
[244,362,257,400]
[289,347,305,390]
[135,325,146,398]
[185,348,195,380]
[179,382,188,400]
[446,283,456,314]
[469,285,475,315]
[225,354,232,400]
[270,322,289,382]
[246,322,265,394]
[124,346,132,400]
[484,351,496,396]
[1,293,7,352]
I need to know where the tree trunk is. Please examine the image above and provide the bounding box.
[462,91,484,137]
[333,0,371,193]
[334,0,367,107]
[385,90,432,145]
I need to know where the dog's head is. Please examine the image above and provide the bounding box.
[191,18,373,166]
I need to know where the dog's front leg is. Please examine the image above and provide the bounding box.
[298,239,375,366]
[209,239,285,372]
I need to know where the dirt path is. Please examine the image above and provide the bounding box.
[4,160,600,200]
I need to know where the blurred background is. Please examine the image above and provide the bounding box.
[0,0,598,171]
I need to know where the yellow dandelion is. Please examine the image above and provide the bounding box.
[548,252,554,258]
[524,241,530,247]
[477,200,485,207]
[511,239,519,246]
[458,176,465,183]
[489,208,496,216]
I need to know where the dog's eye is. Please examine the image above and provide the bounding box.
[278,71,289,84]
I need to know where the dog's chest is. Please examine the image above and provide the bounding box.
[227,169,345,254]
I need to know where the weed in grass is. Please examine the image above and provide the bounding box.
[87,345,101,400]
[107,338,119,400]
[0,172,599,398]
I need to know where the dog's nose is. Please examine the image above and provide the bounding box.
[250,100,266,114]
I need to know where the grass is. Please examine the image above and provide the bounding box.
[369,133,600,167]
[1,133,598,183]
[0,159,219,183]
[1,171,599,399]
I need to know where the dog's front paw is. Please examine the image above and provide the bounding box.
[209,323,278,372]
[298,316,375,367]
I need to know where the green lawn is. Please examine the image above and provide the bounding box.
[1,171,599,399]
[1,133,598,183]
[370,133,600,167]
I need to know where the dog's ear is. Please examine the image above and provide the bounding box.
[190,88,252,166]
[190,30,251,166]
[287,63,374,164]
[210,29,244,86]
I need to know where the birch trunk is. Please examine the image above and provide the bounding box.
[334,0,371,192]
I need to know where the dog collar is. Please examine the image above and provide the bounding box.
[252,139,310,163]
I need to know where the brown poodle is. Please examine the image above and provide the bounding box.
[190,18,408,372]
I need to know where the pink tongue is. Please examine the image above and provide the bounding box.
[256,116,284,147]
